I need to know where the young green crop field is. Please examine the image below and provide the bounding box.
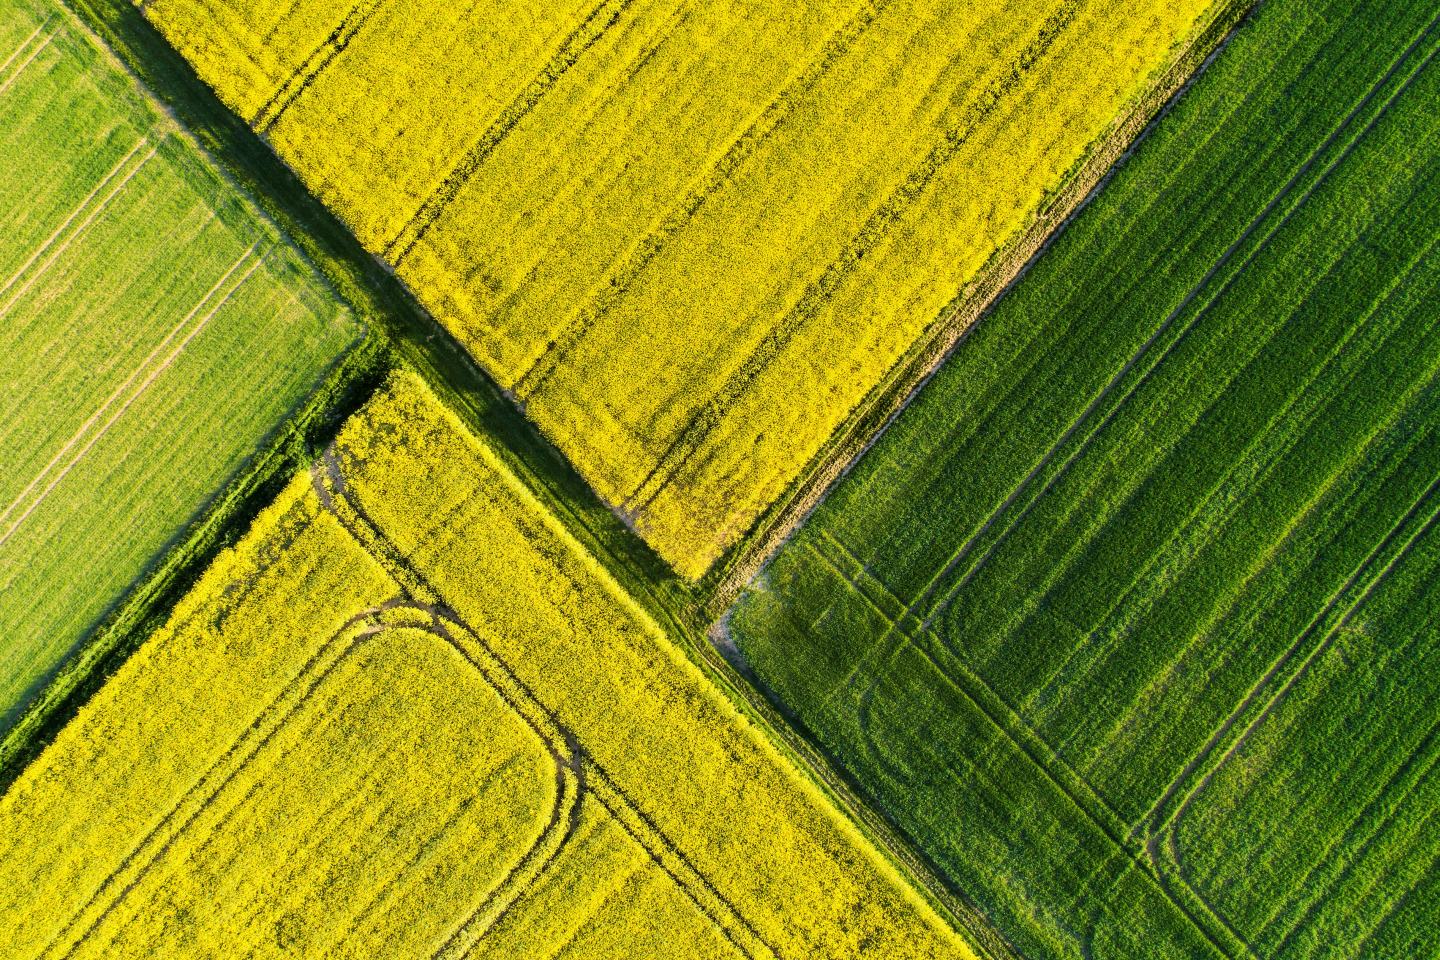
[0,374,968,960]
[730,0,1440,955]
[137,0,1231,577]
[0,0,357,736]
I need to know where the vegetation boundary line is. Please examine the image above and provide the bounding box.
[714,19,1440,948]
[51,0,704,684]
[704,0,1261,614]
[699,609,1022,960]
[0,0,387,792]
[0,334,385,795]
[623,0,1088,517]
[19,0,739,851]
[689,0,1262,950]
[108,0,706,615]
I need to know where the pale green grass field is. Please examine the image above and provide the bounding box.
[0,0,358,733]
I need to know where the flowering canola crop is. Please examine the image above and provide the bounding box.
[140,0,1222,576]
[0,374,969,959]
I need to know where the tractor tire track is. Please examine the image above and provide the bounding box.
[509,0,898,398]
[0,17,51,87]
[1266,712,1440,956]
[1134,374,1440,835]
[0,139,153,317]
[0,23,52,97]
[0,228,243,534]
[584,767,775,960]
[1140,470,1440,958]
[315,445,776,960]
[249,0,390,134]
[424,622,585,960]
[384,0,636,267]
[1024,204,1440,739]
[887,13,1440,645]
[879,612,1240,960]
[41,607,390,960]
[150,676,458,959]
[1147,467,1440,847]
[623,0,1082,516]
[42,600,576,960]
[0,247,259,551]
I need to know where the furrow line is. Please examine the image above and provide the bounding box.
[1266,712,1440,955]
[0,17,50,79]
[251,0,389,133]
[0,232,243,531]
[0,26,53,98]
[0,249,260,551]
[40,610,388,960]
[886,6,1440,632]
[1027,182,1440,738]
[623,0,1082,515]
[316,447,773,959]
[1135,387,1440,838]
[1152,463,1440,848]
[510,0,898,397]
[887,630,1235,958]
[911,21,1440,642]
[0,139,150,307]
[385,0,636,266]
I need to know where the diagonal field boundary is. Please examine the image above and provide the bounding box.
[875,4,1440,644]
[810,215,1440,960]
[622,0,1083,516]
[804,115,1440,952]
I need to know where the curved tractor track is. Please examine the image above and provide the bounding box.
[311,448,778,960]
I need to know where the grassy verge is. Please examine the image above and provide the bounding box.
[66,0,702,635]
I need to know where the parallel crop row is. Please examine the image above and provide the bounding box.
[730,0,1440,955]
[139,0,1223,577]
[0,0,357,740]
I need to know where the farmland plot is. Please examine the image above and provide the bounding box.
[729,0,1440,955]
[0,374,969,959]
[140,0,1227,576]
[0,0,357,735]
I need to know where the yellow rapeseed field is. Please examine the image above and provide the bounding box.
[140,0,1222,577]
[0,373,970,959]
